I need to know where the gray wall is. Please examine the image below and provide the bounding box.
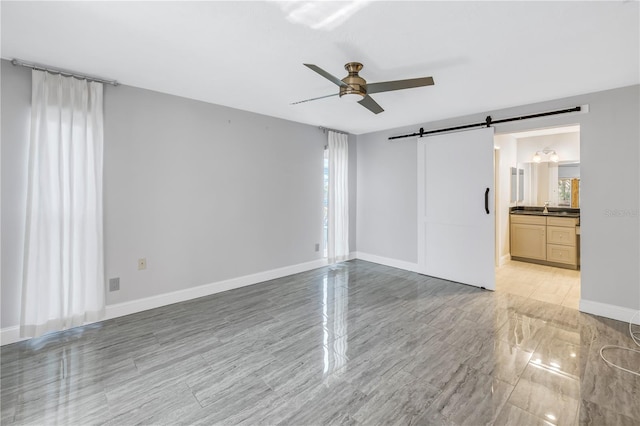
[356,85,640,311]
[1,59,357,328]
[356,132,418,263]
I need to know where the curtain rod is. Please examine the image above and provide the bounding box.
[388,106,583,140]
[11,58,119,86]
[319,126,349,135]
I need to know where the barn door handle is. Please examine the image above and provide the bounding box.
[484,188,490,214]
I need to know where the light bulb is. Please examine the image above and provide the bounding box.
[550,151,559,162]
[340,92,364,102]
[532,152,542,163]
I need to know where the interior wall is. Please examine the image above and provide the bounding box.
[516,132,580,164]
[559,163,580,178]
[356,133,418,263]
[0,59,358,329]
[356,84,640,313]
[493,134,518,263]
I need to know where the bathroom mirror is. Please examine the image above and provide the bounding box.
[518,168,524,203]
[510,167,517,202]
[510,167,525,203]
[517,161,580,207]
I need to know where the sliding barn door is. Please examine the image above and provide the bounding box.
[417,127,495,290]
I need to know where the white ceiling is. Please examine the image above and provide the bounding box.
[1,1,638,135]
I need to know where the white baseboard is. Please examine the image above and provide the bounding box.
[354,251,420,273]
[580,299,640,325]
[1,258,329,346]
[104,258,329,320]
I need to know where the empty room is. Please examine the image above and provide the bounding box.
[1,1,639,425]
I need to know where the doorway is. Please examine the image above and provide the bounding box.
[494,125,581,308]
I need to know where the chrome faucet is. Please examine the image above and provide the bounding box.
[543,201,549,214]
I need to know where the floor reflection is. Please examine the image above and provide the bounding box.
[322,271,348,377]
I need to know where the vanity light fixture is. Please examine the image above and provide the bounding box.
[532,148,559,163]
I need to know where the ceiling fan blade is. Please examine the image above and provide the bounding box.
[304,64,349,88]
[358,95,384,114]
[366,76,434,94]
[290,93,339,105]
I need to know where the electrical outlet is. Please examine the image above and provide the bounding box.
[315,243,320,252]
[138,258,147,270]
[109,277,120,292]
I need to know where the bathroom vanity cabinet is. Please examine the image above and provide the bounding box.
[510,215,547,261]
[510,212,580,269]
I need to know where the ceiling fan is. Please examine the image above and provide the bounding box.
[293,62,434,114]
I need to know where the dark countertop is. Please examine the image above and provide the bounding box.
[510,207,580,218]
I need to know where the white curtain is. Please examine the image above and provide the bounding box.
[327,131,349,263]
[21,70,105,338]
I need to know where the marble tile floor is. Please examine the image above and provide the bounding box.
[496,260,581,309]
[2,260,638,425]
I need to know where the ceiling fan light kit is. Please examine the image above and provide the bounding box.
[296,62,434,114]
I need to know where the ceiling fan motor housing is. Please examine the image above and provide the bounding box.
[340,62,367,98]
